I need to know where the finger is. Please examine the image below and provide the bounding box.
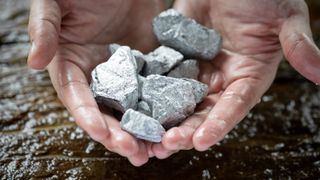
[27,0,61,69]
[152,143,178,159]
[279,4,320,84]
[173,0,208,24]
[48,56,140,157]
[162,95,218,151]
[101,114,140,157]
[193,78,265,151]
[145,142,155,158]
[48,56,110,142]
[127,141,149,167]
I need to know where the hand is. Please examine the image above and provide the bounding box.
[27,0,165,166]
[152,0,320,158]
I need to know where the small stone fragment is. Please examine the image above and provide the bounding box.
[109,43,121,54]
[137,101,152,116]
[183,78,208,103]
[137,75,146,99]
[90,46,139,112]
[143,46,184,76]
[168,59,199,80]
[131,50,145,73]
[142,75,196,128]
[109,43,145,73]
[153,9,222,60]
[120,109,165,142]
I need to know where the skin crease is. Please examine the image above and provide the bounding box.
[27,0,320,166]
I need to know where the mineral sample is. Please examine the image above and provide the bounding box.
[109,43,121,54]
[90,46,139,112]
[120,109,165,142]
[168,59,199,80]
[142,46,183,76]
[137,75,146,99]
[183,78,208,103]
[109,43,145,73]
[131,49,145,73]
[153,9,222,60]
[137,101,152,116]
[141,75,196,128]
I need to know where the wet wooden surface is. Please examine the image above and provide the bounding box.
[0,0,319,179]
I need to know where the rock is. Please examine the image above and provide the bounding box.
[137,75,146,99]
[131,49,145,73]
[153,9,222,60]
[183,78,208,103]
[109,43,121,54]
[109,43,145,73]
[142,46,183,76]
[90,46,139,112]
[141,75,196,128]
[120,109,165,142]
[168,59,199,80]
[137,101,152,116]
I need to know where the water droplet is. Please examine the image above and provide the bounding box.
[256,98,261,104]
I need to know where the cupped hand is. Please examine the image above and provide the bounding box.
[27,0,165,166]
[153,0,320,158]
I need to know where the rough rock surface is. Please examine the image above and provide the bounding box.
[132,49,145,73]
[109,43,121,54]
[137,101,152,116]
[137,75,146,99]
[153,9,222,60]
[109,43,145,73]
[141,75,196,128]
[183,78,208,103]
[90,46,139,112]
[120,109,165,142]
[143,46,183,76]
[168,59,199,79]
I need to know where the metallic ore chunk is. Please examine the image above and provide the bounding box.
[90,46,139,112]
[183,78,208,103]
[168,59,199,80]
[143,46,183,76]
[109,43,145,73]
[137,75,146,99]
[120,109,165,142]
[131,49,145,73]
[109,43,121,54]
[153,9,222,60]
[142,75,196,128]
[137,101,152,116]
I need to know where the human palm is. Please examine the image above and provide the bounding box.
[27,0,165,166]
[28,0,320,165]
[151,0,320,158]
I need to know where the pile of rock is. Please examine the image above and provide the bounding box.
[90,9,222,142]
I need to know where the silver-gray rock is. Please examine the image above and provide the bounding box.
[153,9,222,60]
[90,46,139,112]
[137,75,146,99]
[109,43,145,73]
[141,75,196,129]
[143,46,183,76]
[132,50,145,73]
[137,101,152,116]
[120,109,165,142]
[183,78,208,103]
[109,43,121,54]
[168,59,199,80]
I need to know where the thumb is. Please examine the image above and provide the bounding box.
[27,0,61,70]
[279,6,320,84]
